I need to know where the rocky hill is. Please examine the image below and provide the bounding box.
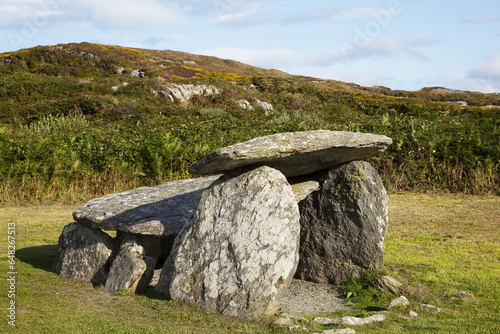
[1,42,499,106]
[0,43,498,202]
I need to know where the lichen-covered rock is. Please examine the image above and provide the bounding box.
[156,166,300,320]
[105,234,160,293]
[73,175,221,237]
[295,161,389,285]
[52,222,113,285]
[189,130,392,177]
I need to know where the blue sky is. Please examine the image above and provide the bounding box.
[1,0,499,92]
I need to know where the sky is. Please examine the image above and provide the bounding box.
[1,0,499,93]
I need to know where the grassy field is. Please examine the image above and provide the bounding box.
[1,193,498,333]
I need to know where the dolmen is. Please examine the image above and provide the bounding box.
[53,130,392,320]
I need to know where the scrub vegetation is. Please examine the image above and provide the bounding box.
[0,42,499,203]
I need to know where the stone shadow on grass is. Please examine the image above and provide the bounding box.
[16,244,58,272]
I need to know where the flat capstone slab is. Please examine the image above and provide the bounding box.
[73,175,221,237]
[188,130,392,177]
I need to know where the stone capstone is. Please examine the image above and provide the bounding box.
[295,161,389,285]
[52,222,113,285]
[155,166,300,320]
[105,234,161,293]
[188,130,392,177]
[73,175,221,237]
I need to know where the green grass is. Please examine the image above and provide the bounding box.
[0,194,499,333]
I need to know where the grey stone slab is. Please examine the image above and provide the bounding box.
[189,130,392,177]
[73,175,221,237]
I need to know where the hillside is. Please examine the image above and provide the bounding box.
[0,42,499,202]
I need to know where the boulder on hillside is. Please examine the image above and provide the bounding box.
[130,69,144,78]
[188,130,392,177]
[295,161,389,285]
[52,222,113,285]
[156,166,300,320]
[154,84,220,104]
[73,175,221,237]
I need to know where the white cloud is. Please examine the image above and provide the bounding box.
[464,15,500,23]
[332,7,387,21]
[209,11,263,27]
[81,0,190,30]
[469,53,500,80]
[198,48,319,68]
[467,53,500,92]
[340,37,433,61]
[200,36,432,70]
[209,5,339,28]
[0,0,189,31]
[0,1,64,29]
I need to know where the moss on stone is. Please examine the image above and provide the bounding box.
[329,162,370,212]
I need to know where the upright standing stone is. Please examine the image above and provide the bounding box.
[296,161,389,285]
[52,222,113,285]
[156,166,300,320]
[105,234,161,293]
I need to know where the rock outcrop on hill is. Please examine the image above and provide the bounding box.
[152,84,219,104]
[53,129,392,320]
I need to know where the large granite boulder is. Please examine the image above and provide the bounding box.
[105,234,161,293]
[189,130,392,177]
[73,175,221,237]
[156,166,300,320]
[295,161,389,285]
[52,222,113,285]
